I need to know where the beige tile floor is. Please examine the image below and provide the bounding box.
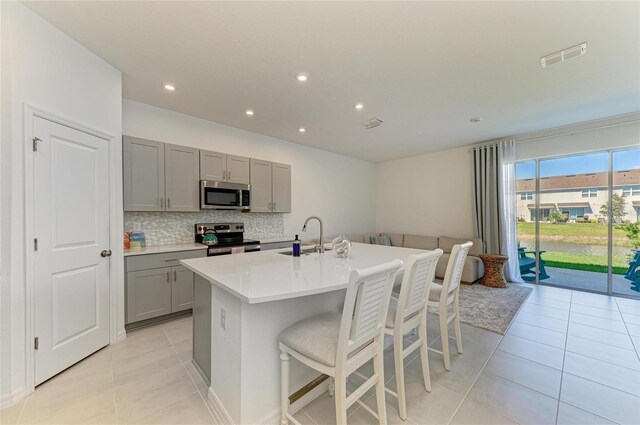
[2,285,639,425]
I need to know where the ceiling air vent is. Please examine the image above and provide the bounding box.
[540,42,587,68]
[363,118,383,129]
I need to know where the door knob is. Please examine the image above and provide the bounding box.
[100,249,112,257]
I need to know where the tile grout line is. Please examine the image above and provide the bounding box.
[553,289,573,425]
[615,297,640,361]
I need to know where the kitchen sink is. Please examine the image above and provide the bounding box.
[278,247,332,256]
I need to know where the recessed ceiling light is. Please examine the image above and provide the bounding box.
[245,110,254,116]
[164,84,175,91]
[298,127,306,133]
[355,103,364,110]
[470,117,483,123]
[296,74,308,82]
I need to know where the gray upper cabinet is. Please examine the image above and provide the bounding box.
[227,155,250,184]
[272,162,291,213]
[123,136,199,212]
[200,150,226,181]
[200,150,250,184]
[123,136,165,211]
[250,159,273,212]
[165,144,200,212]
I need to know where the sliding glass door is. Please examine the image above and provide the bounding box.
[516,148,640,298]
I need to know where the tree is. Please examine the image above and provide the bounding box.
[548,211,564,223]
[616,222,640,249]
[600,193,627,223]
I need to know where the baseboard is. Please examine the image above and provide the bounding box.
[207,387,234,425]
[0,386,27,410]
[117,328,127,343]
[258,380,330,425]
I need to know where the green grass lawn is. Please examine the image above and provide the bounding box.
[526,251,629,275]
[517,222,626,238]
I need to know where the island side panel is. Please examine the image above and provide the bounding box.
[193,274,212,384]
[210,282,244,423]
[239,290,347,424]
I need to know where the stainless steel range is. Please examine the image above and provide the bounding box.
[195,222,260,256]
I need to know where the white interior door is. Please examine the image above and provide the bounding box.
[33,117,111,385]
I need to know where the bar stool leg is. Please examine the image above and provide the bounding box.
[334,373,348,425]
[453,296,463,354]
[440,305,451,371]
[373,345,388,425]
[328,378,335,397]
[419,321,431,392]
[280,350,290,425]
[393,331,407,420]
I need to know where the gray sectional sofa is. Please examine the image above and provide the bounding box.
[344,233,485,284]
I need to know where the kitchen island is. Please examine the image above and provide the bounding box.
[181,242,428,425]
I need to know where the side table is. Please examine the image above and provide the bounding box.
[479,254,509,288]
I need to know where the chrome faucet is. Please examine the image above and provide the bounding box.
[302,216,324,253]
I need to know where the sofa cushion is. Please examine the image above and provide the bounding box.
[439,236,484,257]
[370,235,392,246]
[381,232,405,247]
[435,253,484,284]
[403,234,439,250]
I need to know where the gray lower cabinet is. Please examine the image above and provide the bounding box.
[125,249,206,325]
[171,265,194,312]
[126,267,172,323]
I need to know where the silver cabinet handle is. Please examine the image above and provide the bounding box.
[173,270,177,281]
[274,202,276,211]
[164,258,179,262]
[100,249,112,257]
[160,197,164,208]
[228,170,231,180]
[167,198,171,208]
[166,271,170,283]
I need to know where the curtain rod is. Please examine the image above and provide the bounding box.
[468,117,640,152]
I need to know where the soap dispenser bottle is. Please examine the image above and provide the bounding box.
[292,234,301,257]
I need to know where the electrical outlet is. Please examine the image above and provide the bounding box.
[220,308,226,330]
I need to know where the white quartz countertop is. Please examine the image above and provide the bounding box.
[181,242,429,304]
[124,243,207,257]
[258,236,296,244]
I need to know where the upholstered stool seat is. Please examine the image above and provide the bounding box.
[279,312,342,367]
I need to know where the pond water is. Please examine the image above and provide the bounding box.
[519,239,631,258]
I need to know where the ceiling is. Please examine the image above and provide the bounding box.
[23,1,640,163]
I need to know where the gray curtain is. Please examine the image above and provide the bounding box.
[472,140,522,282]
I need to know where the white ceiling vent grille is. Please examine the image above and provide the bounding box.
[363,118,383,129]
[541,42,587,68]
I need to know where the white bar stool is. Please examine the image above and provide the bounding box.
[278,260,402,425]
[427,242,473,371]
[382,250,443,420]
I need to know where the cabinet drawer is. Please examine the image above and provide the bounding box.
[126,249,206,272]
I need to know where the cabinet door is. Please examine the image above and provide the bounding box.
[272,162,291,213]
[227,155,250,184]
[250,159,273,212]
[123,136,165,211]
[171,266,194,312]
[165,144,200,212]
[126,268,172,324]
[200,150,227,181]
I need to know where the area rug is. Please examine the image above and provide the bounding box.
[430,282,532,335]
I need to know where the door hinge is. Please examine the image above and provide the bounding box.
[34,238,38,251]
[34,337,39,350]
[33,137,41,152]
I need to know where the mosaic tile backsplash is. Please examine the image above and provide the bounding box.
[124,212,284,246]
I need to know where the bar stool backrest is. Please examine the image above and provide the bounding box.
[398,250,443,320]
[441,242,473,298]
[336,260,402,365]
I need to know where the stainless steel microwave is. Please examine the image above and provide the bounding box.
[200,181,251,210]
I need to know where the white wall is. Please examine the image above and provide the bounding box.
[0,2,122,407]
[376,146,475,238]
[122,100,377,239]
